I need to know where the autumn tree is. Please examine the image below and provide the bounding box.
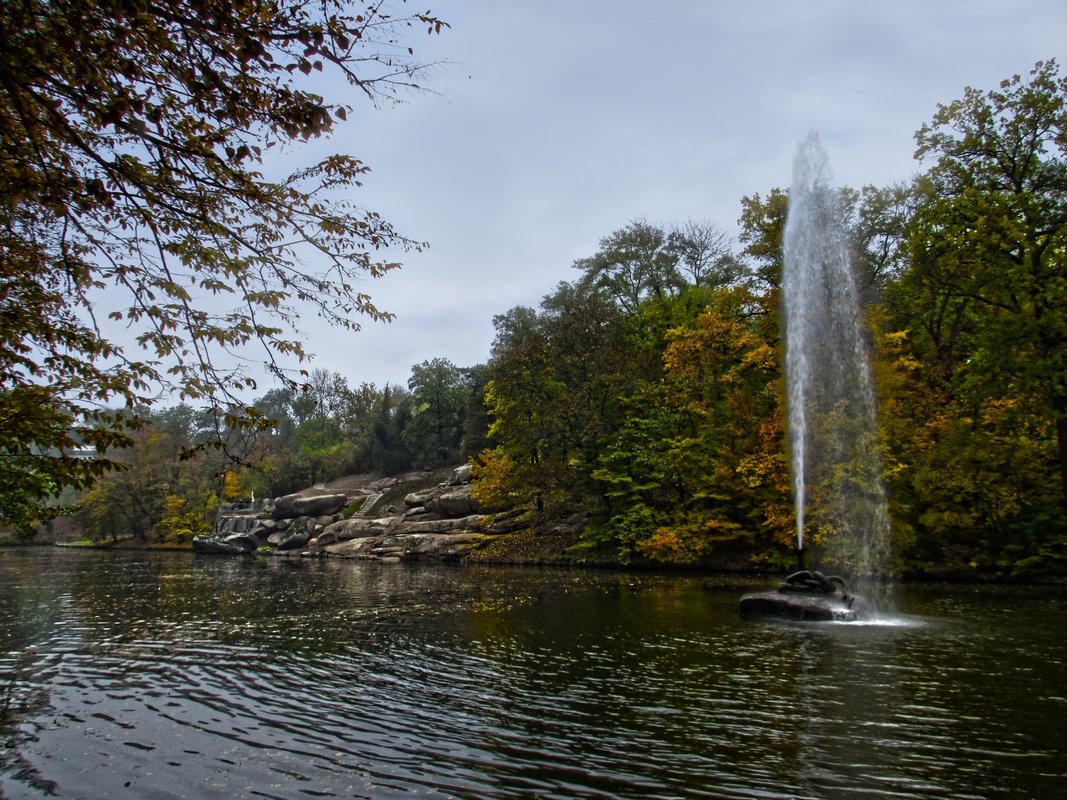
[738,189,789,292]
[907,59,1067,514]
[876,60,1067,573]
[474,282,634,516]
[0,0,447,530]
[587,286,790,565]
[78,407,218,542]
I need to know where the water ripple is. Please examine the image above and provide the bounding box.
[2,553,1066,799]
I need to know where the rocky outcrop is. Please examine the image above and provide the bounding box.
[197,465,501,562]
[323,531,490,561]
[272,493,347,520]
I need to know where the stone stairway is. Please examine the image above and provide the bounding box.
[355,491,383,517]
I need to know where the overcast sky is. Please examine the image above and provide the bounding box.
[283,0,1066,390]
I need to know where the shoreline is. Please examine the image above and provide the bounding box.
[5,538,1066,586]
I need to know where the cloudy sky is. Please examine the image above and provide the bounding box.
[287,0,1066,389]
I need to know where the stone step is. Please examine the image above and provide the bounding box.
[356,491,383,517]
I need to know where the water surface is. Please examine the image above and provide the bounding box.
[1,550,1064,798]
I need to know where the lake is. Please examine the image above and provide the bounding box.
[1,549,1065,799]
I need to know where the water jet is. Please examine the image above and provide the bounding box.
[740,132,891,621]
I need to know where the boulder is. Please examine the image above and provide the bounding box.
[259,518,290,536]
[429,486,478,518]
[192,536,249,555]
[272,493,347,520]
[446,464,473,485]
[266,530,288,546]
[222,532,261,552]
[322,531,490,560]
[319,516,395,542]
[276,531,310,551]
[404,489,436,508]
[398,532,488,560]
[401,514,484,534]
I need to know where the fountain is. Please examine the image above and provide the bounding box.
[740,132,892,622]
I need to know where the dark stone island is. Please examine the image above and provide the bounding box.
[739,570,872,622]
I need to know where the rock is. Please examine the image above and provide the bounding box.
[399,532,488,561]
[271,494,299,519]
[222,532,260,552]
[255,518,283,534]
[272,493,347,520]
[320,516,396,542]
[739,572,873,622]
[313,529,340,547]
[404,489,436,508]
[481,509,531,534]
[266,530,288,546]
[446,464,473,485]
[428,486,479,518]
[251,523,273,541]
[276,531,310,551]
[322,531,490,560]
[367,477,399,491]
[192,536,249,555]
[401,514,485,534]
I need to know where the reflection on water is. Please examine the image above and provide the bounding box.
[1,550,1065,799]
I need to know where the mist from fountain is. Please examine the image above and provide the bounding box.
[782,132,893,608]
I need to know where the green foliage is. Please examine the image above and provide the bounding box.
[479,282,633,516]
[883,58,1067,572]
[157,491,217,543]
[589,288,791,564]
[16,57,1064,577]
[737,188,789,291]
[404,359,471,468]
[77,408,225,541]
[0,386,133,535]
[573,219,684,314]
[0,0,446,529]
[238,374,415,498]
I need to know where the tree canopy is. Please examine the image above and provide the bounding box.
[473,61,1067,576]
[0,0,446,529]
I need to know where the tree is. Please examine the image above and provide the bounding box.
[295,368,350,449]
[573,219,684,314]
[474,306,553,511]
[737,189,789,292]
[0,386,130,535]
[588,287,790,565]
[404,358,470,467]
[78,409,217,541]
[665,218,747,289]
[0,0,448,530]
[907,59,1067,514]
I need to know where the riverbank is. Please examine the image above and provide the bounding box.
[7,532,1066,585]
[5,466,1065,583]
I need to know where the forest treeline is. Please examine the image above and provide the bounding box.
[26,62,1067,577]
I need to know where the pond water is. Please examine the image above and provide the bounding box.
[1,549,1065,799]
